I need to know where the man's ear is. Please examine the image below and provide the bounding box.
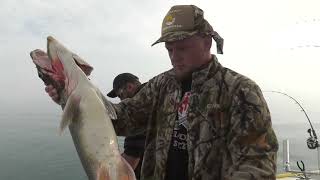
[126,83,134,92]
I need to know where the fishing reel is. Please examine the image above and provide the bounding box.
[307,128,319,149]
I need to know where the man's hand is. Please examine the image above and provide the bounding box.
[45,85,60,104]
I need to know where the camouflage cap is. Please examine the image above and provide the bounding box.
[152,5,224,54]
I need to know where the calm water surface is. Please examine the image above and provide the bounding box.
[0,113,319,179]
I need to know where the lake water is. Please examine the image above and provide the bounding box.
[1,113,319,180]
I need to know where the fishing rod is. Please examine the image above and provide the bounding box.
[265,90,320,176]
[264,90,319,149]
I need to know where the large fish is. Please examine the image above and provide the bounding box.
[30,36,136,180]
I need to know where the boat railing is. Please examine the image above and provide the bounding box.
[283,139,320,177]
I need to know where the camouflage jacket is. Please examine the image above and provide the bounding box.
[112,55,278,180]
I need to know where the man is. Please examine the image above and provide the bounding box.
[106,73,146,180]
[46,4,278,180]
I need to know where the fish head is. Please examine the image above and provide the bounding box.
[46,36,93,95]
[30,36,94,99]
[30,49,52,72]
[30,49,65,94]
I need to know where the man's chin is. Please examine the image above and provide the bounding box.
[174,70,192,81]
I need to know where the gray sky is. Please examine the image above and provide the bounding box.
[0,0,319,124]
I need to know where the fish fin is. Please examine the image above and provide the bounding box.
[118,156,136,180]
[96,164,110,180]
[72,54,93,76]
[96,89,117,120]
[59,93,81,135]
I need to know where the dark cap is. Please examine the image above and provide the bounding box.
[152,5,223,54]
[107,73,139,98]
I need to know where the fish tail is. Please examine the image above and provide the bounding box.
[96,163,110,180]
[118,156,136,180]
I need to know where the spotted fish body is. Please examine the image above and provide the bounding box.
[30,36,136,180]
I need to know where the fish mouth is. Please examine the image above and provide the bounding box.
[46,36,81,96]
[45,36,66,93]
[47,36,65,77]
[29,48,65,99]
[30,49,53,72]
[30,36,94,103]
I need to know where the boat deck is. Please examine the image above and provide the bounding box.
[277,172,320,180]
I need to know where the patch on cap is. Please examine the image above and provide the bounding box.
[162,5,194,34]
[165,15,175,26]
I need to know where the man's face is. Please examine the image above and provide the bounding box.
[116,82,138,100]
[116,88,129,100]
[165,35,211,81]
